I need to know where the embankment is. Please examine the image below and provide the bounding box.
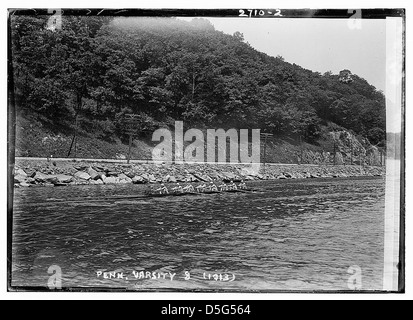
[13,158,385,188]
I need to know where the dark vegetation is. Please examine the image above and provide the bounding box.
[10,16,386,158]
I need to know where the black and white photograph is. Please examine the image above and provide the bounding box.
[6,6,405,295]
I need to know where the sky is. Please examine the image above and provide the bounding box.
[182,17,387,92]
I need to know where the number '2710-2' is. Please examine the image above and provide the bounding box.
[239,9,283,17]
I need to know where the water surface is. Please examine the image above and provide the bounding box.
[11,177,385,291]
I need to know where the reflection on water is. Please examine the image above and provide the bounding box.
[11,177,385,291]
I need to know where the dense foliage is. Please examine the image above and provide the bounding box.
[11,16,386,148]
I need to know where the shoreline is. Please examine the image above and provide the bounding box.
[13,158,385,188]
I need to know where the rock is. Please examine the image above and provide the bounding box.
[221,172,236,182]
[90,179,104,185]
[74,171,91,180]
[208,172,222,180]
[20,182,30,187]
[148,174,156,181]
[277,175,287,179]
[132,176,146,184]
[14,175,27,183]
[284,172,293,178]
[33,172,57,183]
[74,165,88,171]
[88,167,100,180]
[124,171,135,179]
[118,173,128,180]
[107,171,119,177]
[103,176,118,184]
[189,175,198,182]
[83,181,92,185]
[53,182,69,187]
[256,173,264,180]
[15,168,27,177]
[176,175,186,182]
[119,177,132,184]
[26,177,36,184]
[112,177,121,184]
[33,172,46,182]
[168,176,177,183]
[293,173,304,179]
[55,174,74,183]
[239,168,257,177]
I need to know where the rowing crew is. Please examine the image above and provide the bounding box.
[150,180,247,195]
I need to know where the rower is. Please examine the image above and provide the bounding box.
[238,180,247,190]
[183,184,195,193]
[209,181,218,192]
[146,185,155,194]
[218,181,227,191]
[229,180,237,190]
[195,183,205,193]
[154,183,168,194]
[172,183,183,194]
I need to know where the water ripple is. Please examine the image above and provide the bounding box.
[11,177,385,291]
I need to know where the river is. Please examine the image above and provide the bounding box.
[11,177,385,291]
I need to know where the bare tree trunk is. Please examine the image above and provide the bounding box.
[67,113,78,158]
[127,134,132,164]
[192,73,196,101]
[67,94,82,158]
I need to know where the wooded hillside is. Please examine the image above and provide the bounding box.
[10,16,386,158]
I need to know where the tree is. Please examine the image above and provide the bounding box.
[339,69,354,83]
[57,17,110,156]
[233,31,244,42]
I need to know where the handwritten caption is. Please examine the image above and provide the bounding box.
[96,270,236,282]
[239,9,283,17]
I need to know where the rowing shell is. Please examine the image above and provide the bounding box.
[146,188,251,198]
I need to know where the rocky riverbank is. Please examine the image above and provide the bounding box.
[12,159,385,188]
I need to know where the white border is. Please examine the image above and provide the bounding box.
[1,0,410,300]
[383,17,403,291]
